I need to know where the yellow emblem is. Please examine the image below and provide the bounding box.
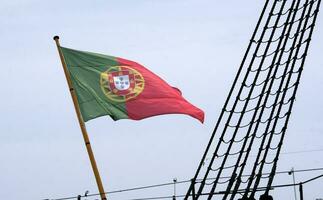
[100,66,145,102]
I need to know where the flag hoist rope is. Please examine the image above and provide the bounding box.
[53,36,107,200]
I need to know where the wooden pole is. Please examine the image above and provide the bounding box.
[53,36,107,200]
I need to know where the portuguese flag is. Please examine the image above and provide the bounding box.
[60,47,204,123]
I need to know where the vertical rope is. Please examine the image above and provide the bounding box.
[263,0,321,196]
[184,1,271,199]
[185,0,321,199]
[225,0,300,198]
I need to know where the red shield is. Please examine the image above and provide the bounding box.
[107,70,135,96]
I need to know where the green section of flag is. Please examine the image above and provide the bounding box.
[60,47,128,121]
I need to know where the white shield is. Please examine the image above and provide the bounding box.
[113,75,130,91]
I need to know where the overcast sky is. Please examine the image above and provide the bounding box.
[1,0,322,200]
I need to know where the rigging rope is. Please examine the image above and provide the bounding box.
[47,167,323,200]
[185,0,321,199]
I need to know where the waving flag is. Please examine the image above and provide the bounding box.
[60,47,204,123]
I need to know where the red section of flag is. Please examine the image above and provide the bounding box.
[117,57,205,123]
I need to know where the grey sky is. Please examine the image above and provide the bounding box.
[0,0,322,199]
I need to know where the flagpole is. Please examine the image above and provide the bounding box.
[53,36,107,200]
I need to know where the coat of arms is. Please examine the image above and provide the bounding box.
[100,66,145,102]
